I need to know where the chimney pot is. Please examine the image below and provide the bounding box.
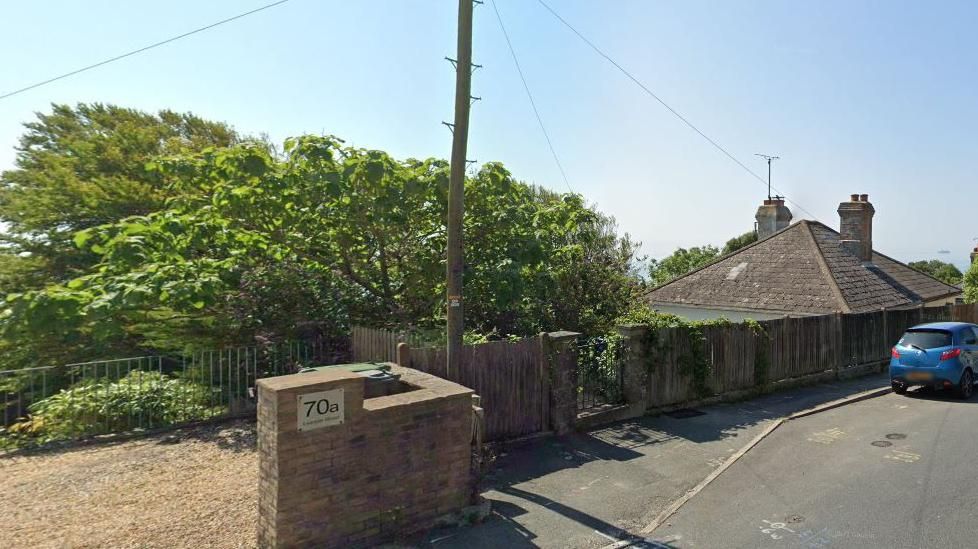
[859,194,869,202]
[850,193,859,202]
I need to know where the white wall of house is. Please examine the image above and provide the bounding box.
[925,294,964,307]
[650,303,806,322]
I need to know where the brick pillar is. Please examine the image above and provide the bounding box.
[546,331,580,435]
[257,370,365,548]
[257,367,474,548]
[616,324,650,414]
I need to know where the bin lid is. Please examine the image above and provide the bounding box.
[298,362,392,374]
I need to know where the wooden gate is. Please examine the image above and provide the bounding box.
[405,337,548,441]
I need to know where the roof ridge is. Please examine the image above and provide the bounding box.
[807,219,961,294]
[801,221,852,313]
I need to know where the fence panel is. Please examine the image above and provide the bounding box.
[764,318,789,381]
[702,323,756,394]
[351,326,434,363]
[405,337,546,441]
[952,303,978,324]
[841,311,887,367]
[887,308,922,347]
[645,327,695,407]
[923,305,951,323]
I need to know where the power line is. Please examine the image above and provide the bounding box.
[534,0,823,222]
[491,0,573,194]
[0,0,291,102]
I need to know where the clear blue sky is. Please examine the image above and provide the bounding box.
[2,0,976,270]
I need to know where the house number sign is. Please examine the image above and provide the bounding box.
[297,389,344,431]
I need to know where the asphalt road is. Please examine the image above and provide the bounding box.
[422,375,889,548]
[652,387,978,549]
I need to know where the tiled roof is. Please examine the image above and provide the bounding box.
[646,220,961,315]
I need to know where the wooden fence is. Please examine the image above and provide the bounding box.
[350,326,430,363]
[404,338,548,441]
[352,303,978,440]
[647,303,978,407]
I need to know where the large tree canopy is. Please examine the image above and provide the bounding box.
[0,134,639,369]
[908,259,963,286]
[0,103,240,290]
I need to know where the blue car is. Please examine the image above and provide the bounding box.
[890,322,978,399]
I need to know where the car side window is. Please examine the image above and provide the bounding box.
[971,327,978,345]
[965,328,978,346]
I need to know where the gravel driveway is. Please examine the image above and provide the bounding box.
[0,420,258,549]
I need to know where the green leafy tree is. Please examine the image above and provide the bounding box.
[0,135,639,369]
[908,260,963,286]
[722,230,758,255]
[0,103,240,291]
[964,262,978,304]
[648,245,720,287]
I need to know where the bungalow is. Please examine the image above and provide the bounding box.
[645,194,963,321]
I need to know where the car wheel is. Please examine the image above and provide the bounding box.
[892,382,907,395]
[955,369,974,400]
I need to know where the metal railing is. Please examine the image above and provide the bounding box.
[0,340,330,450]
[576,336,626,412]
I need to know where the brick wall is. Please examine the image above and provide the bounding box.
[257,366,475,548]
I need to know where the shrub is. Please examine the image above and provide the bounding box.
[3,371,220,445]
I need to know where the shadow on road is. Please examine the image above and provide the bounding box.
[423,374,890,547]
[902,385,978,404]
[424,489,681,548]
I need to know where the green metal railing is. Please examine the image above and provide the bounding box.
[0,340,328,450]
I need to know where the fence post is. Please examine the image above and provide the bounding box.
[545,331,580,436]
[616,324,650,416]
[882,307,889,372]
[396,342,411,367]
[834,312,843,378]
[538,333,551,431]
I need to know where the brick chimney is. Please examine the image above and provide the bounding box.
[838,193,875,262]
[755,198,792,239]
[971,246,978,265]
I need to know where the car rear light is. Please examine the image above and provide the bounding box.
[891,347,900,359]
[940,348,962,361]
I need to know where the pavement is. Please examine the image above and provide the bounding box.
[652,386,978,548]
[422,373,890,548]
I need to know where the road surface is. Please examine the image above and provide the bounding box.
[423,375,889,548]
[652,388,978,548]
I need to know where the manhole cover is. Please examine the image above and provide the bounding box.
[665,408,705,419]
[786,514,804,524]
[886,433,907,440]
[872,440,893,447]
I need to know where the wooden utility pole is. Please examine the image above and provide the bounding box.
[446,0,474,378]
